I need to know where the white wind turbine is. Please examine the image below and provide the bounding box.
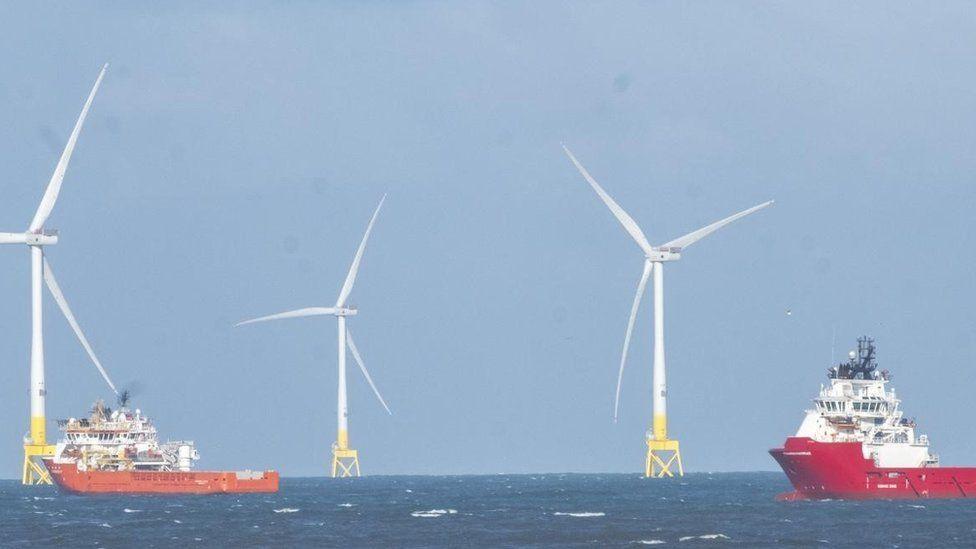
[237,196,391,478]
[0,64,119,484]
[563,145,772,478]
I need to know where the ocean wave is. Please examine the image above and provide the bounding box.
[411,509,457,518]
[273,508,300,513]
[338,503,356,507]
[635,540,665,545]
[679,534,729,542]
[123,508,142,513]
[553,512,605,518]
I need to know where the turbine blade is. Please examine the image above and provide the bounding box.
[235,307,336,326]
[335,195,386,307]
[29,64,108,232]
[562,145,654,256]
[661,200,774,251]
[346,328,392,415]
[42,257,118,395]
[0,233,28,244]
[613,259,652,422]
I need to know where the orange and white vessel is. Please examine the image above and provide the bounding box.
[43,396,278,494]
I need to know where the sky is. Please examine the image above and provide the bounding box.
[0,2,974,477]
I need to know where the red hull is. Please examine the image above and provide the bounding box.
[43,460,279,494]
[770,437,976,500]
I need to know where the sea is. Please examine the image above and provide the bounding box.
[3,472,975,547]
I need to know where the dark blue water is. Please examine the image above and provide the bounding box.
[4,473,976,547]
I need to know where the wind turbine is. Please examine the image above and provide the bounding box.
[237,196,391,478]
[0,64,115,484]
[563,145,772,478]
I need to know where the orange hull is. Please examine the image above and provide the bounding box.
[43,459,279,494]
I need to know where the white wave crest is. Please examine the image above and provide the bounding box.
[553,512,605,518]
[123,508,142,513]
[411,509,458,518]
[273,508,300,513]
[679,534,729,541]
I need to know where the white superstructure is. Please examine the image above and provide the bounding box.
[794,337,938,468]
[53,399,199,472]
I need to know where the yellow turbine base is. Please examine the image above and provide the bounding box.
[331,447,360,478]
[30,416,47,446]
[645,438,683,478]
[23,443,55,485]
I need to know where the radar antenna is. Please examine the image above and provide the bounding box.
[117,389,131,409]
[829,336,878,380]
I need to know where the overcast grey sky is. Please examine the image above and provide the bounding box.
[1,3,974,476]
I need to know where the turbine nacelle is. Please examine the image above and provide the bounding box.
[647,248,681,262]
[334,307,358,317]
[27,231,59,246]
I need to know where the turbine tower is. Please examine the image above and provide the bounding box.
[0,65,109,484]
[563,145,772,478]
[237,196,391,478]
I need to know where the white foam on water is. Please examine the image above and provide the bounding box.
[273,508,300,513]
[99,523,112,528]
[405,489,413,493]
[635,540,666,545]
[553,512,605,518]
[909,505,926,509]
[338,503,356,507]
[680,534,729,542]
[123,509,142,513]
[411,509,458,518]
[173,520,183,524]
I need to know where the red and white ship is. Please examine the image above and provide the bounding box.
[770,337,976,500]
[43,395,278,494]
